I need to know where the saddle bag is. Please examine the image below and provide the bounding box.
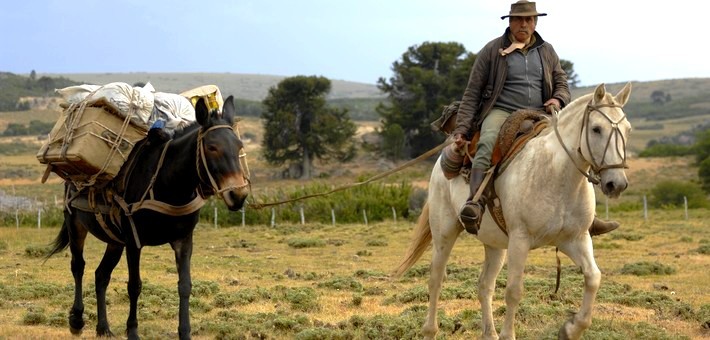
[37,98,147,188]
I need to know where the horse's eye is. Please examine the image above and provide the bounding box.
[592,126,602,134]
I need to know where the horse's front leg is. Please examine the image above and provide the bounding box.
[67,218,88,334]
[500,232,531,340]
[95,243,124,337]
[171,234,194,340]
[479,245,506,340]
[557,237,600,340]
[125,246,143,340]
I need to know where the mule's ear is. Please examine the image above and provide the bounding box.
[195,97,210,126]
[222,95,236,125]
[614,82,633,107]
[593,83,606,104]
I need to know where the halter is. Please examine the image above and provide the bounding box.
[195,124,249,200]
[553,101,628,185]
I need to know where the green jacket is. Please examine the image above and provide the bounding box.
[453,28,570,137]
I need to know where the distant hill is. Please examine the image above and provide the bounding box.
[45,72,385,101]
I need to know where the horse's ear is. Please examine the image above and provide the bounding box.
[614,82,633,107]
[195,97,209,126]
[222,95,236,125]
[593,83,606,104]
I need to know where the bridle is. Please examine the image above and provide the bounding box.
[195,124,250,199]
[553,101,628,185]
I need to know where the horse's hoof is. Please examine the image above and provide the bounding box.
[558,321,573,340]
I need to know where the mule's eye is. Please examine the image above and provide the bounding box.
[206,145,218,153]
[592,126,602,134]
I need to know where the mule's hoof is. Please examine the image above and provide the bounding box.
[69,326,83,335]
[68,314,85,334]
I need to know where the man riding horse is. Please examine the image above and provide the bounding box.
[452,0,619,236]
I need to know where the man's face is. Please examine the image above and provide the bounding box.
[509,16,536,43]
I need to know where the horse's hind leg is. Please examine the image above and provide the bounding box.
[557,238,600,340]
[479,245,506,340]
[95,243,124,337]
[66,216,88,334]
[125,246,143,340]
[171,234,194,340]
[499,232,531,340]
[423,211,460,339]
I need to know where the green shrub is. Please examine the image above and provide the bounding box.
[287,238,326,249]
[620,261,676,276]
[650,180,709,208]
[698,244,710,255]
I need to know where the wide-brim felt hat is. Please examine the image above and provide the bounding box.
[501,0,547,19]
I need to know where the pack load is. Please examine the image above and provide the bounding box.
[37,82,157,189]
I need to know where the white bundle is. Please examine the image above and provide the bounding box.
[56,82,155,127]
[151,92,196,130]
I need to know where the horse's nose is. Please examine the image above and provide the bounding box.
[603,179,628,198]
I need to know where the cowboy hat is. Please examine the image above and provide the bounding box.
[501,0,547,19]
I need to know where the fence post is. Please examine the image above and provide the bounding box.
[37,208,41,229]
[362,209,368,226]
[299,206,305,225]
[214,207,218,228]
[684,196,688,220]
[331,208,336,226]
[391,206,397,223]
[605,197,609,219]
[643,195,648,221]
[270,208,276,227]
[241,207,245,227]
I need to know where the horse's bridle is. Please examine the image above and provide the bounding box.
[195,124,250,199]
[553,101,628,185]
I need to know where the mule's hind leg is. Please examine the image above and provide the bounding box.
[95,243,124,337]
[479,245,506,340]
[557,238,600,340]
[171,235,194,340]
[66,217,88,334]
[423,212,461,339]
[125,246,143,340]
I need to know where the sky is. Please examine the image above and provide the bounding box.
[2,0,708,87]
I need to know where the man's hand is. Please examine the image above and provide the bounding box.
[453,133,466,150]
[544,98,561,114]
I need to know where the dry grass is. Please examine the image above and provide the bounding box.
[0,208,708,339]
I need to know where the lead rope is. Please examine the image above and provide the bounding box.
[249,139,453,209]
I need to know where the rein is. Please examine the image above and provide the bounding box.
[552,101,628,185]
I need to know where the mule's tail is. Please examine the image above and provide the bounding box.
[44,217,70,262]
[393,202,432,278]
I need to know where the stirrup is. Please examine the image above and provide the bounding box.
[459,201,483,234]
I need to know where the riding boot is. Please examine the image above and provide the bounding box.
[589,216,620,236]
[459,168,487,234]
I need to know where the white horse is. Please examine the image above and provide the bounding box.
[394,83,633,340]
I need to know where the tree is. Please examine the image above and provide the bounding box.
[560,59,580,88]
[651,90,667,105]
[261,76,356,179]
[694,129,710,193]
[377,41,476,159]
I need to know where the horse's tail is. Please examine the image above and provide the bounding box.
[392,202,432,278]
[44,216,70,262]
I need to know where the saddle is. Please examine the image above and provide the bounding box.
[441,109,549,234]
